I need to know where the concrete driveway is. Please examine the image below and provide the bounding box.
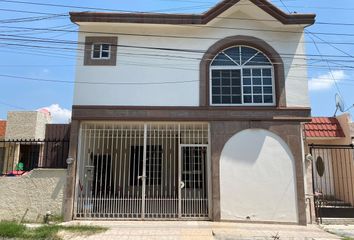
[61,221,340,240]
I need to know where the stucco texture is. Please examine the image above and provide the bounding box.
[0,169,66,222]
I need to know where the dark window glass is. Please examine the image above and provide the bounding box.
[243,69,251,76]
[253,78,262,85]
[263,77,272,85]
[212,96,221,104]
[253,95,262,103]
[232,96,241,104]
[263,86,272,94]
[262,69,271,77]
[212,87,221,94]
[222,96,231,104]
[244,95,252,103]
[211,53,237,66]
[243,87,251,94]
[243,78,251,85]
[241,47,258,64]
[253,87,262,94]
[264,95,273,103]
[222,87,231,95]
[246,53,271,65]
[252,69,261,76]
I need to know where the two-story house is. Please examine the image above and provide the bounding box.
[65,0,315,225]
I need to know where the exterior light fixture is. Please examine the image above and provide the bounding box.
[66,157,74,165]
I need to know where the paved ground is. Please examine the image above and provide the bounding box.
[60,221,341,240]
[322,224,354,238]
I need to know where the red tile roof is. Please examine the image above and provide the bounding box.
[304,117,345,138]
[0,121,6,138]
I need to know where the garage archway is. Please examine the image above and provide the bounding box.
[219,128,298,223]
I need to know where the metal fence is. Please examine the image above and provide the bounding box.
[0,139,69,175]
[75,122,210,220]
[309,144,354,220]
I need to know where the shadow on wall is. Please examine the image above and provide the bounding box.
[221,129,266,165]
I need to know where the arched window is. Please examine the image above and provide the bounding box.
[210,46,275,105]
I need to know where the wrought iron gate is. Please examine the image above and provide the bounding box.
[75,122,210,220]
[310,144,354,220]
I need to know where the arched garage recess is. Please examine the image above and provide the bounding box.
[219,128,298,223]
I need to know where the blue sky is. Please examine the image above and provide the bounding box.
[0,0,353,122]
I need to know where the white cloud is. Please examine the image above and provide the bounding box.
[39,104,72,124]
[308,70,346,91]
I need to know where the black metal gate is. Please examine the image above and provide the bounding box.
[309,144,354,221]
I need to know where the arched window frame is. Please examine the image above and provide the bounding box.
[209,45,276,106]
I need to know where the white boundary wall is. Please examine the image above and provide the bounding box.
[0,169,66,222]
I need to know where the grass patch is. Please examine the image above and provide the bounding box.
[0,221,107,239]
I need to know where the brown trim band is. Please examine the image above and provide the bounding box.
[70,0,315,25]
[200,35,286,107]
[71,105,311,122]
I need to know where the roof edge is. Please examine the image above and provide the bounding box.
[70,0,315,26]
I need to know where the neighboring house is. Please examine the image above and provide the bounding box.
[0,121,6,173]
[304,113,354,220]
[66,0,316,225]
[0,110,52,174]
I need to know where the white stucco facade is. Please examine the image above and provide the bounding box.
[219,129,298,223]
[73,0,310,107]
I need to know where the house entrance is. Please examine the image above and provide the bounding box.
[75,122,210,220]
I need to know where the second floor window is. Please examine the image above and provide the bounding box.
[92,43,111,59]
[210,46,275,106]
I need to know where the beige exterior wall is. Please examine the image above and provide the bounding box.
[0,169,66,222]
[5,111,51,140]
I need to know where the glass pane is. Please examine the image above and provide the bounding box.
[93,44,101,52]
[102,44,110,51]
[253,95,262,103]
[231,87,241,94]
[211,52,237,66]
[223,47,240,65]
[232,96,241,104]
[243,87,251,94]
[212,70,221,78]
[243,69,251,76]
[263,86,273,94]
[253,78,262,85]
[93,50,100,58]
[222,96,231,104]
[243,95,252,103]
[232,78,240,85]
[212,87,221,94]
[262,69,271,77]
[212,96,221,104]
[253,86,262,94]
[222,87,231,94]
[241,47,258,64]
[243,78,251,85]
[101,51,109,58]
[263,77,272,85]
[212,78,221,86]
[246,52,271,66]
[231,70,241,78]
[264,95,273,103]
[252,69,261,76]
[221,71,231,79]
[221,78,231,86]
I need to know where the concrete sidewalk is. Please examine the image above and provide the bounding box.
[60,221,340,240]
